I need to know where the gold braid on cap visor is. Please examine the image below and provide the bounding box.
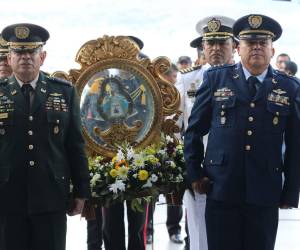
[8,41,44,50]
[203,32,233,40]
[238,29,275,39]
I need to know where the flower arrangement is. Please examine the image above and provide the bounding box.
[88,134,186,210]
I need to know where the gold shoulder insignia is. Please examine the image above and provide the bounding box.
[180,65,202,74]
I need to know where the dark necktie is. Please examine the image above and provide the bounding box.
[247,76,260,98]
[21,84,33,112]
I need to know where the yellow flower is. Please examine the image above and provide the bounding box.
[112,156,117,163]
[138,170,149,181]
[146,155,159,165]
[117,166,129,178]
[144,146,156,155]
[110,169,118,178]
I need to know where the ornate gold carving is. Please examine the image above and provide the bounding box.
[75,35,140,68]
[148,57,181,116]
[94,121,143,146]
[162,111,182,144]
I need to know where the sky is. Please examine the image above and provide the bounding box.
[1,0,300,76]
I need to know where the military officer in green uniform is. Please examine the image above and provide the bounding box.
[0,34,12,79]
[0,23,90,250]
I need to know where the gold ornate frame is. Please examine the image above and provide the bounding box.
[52,35,180,157]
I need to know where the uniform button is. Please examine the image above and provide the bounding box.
[28,145,34,150]
[29,161,35,166]
[248,116,254,122]
[250,102,255,108]
[247,130,253,136]
[221,105,226,109]
[245,145,251,151]
[0,122,3,126]
[28,130,33,135]
[210,160,213,163]
[56,119,60,124]
[29,116,33,121]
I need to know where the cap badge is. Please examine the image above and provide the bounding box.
[207,18,221,32]
[14,26,30,39]
[248,15,262,29]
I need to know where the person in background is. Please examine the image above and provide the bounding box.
[0,34,12,78]
[177,56,192,70]
[275,53,290,71]
[284,60,298,76]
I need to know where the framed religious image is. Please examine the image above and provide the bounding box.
[53,35,180,157]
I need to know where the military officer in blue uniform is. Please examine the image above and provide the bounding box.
[184,14,300,250]
[0,23,90,250]
[177,15,237,250]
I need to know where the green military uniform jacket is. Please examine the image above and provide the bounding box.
[0,71,90,214]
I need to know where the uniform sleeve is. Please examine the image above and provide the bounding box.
[175,74,185,132]
[281,86,300,207]
[66,87,91,199]
[184,71,212,183]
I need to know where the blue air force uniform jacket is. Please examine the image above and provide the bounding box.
[0,72,90,214]
[184,63,300,207]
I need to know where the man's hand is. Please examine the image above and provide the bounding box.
[192,177,212,194]
[67,198,86,216]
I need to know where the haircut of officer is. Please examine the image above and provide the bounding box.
[177,15,236,250]
[184,14,300,250]
[0,23,90,250]
[0,35,12,79]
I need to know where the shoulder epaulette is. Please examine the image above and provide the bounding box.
[274,70,299,83]
[180,65,202,74]
[207,64,233,72]
[46,75,72,86]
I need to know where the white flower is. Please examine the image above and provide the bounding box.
[116,149,125,162]
[127,147,135,160]
[142,179,152,188]
[133,155,145,167]
[166,135,174,143]
[158,149,166,156]
[150,174,158,183]
[92,192,99,197]
[109,180,126,194]
[133,173,138,178]
[90,173,100,187]
[90,173,94,177]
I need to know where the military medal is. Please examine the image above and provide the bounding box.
[54,126,59,134]
[273,116,279,125]
[0,113,8,119]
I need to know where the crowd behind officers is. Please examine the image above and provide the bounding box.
[0,12,299,250]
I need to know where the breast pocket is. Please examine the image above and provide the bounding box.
[265,102,290,133]
[47,111,69,137]
[212,96,236,127]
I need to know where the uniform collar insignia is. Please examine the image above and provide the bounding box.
[11,89,17,95]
